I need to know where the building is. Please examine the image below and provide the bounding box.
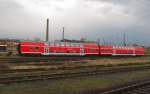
[0,39,19,56]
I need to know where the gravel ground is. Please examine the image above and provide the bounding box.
[0,69,150,94]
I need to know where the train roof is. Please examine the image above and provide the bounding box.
[20,41,44,46]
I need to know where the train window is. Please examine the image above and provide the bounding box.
[59,43,61,46]
[61,44,64,46]
[89,49,92,52]
[95,49,98,52]
[92,49,95,52]
[65,44,68,46]
[0,46,7,52]
[57,44,60,46]
[87,49,90,52]
[58,43,60,46]
[72,44,75,47]
[49,43,54,46]
[69,44,72,47]
[30,46,39,50]
[35,47,39,49]
[72,44,74,47]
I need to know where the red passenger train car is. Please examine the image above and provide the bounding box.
[83,43,99,55]
[19,42,84,56]
[18,41,144,56]
[99,45,113,55]
[135,47,145,55]
[19,42,44,55]
[112,46,135,56]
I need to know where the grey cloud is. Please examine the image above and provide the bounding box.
[0,0,150,46]
[0,0,23,14]
[0,0,44,39]
[79,0,150,46]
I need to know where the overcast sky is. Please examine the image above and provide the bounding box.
[0,0,150,46]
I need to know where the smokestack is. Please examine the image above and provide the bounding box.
[62,27,64,41]
[46,18,49,41]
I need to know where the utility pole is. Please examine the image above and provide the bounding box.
[62,27,64,41]
[103,38,106,45]
[46,18,49,42]
[97,39,100,45]
[123,32,126,46]
[97,38,101,56]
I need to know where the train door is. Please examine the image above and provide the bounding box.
[80,45,84,56]
[43,42,49,55]
[44,47,49,55]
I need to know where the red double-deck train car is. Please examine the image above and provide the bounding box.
[83,43,99,55]
[19,42,83,56]
[135,47,145,55]
[18,41,144,56]
[99,45,113,55]
[43,42,82,56]
[19,42,44,55]
[112,46,135,56]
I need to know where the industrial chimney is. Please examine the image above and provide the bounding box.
[62,27,64,41]
[46,18,49,42]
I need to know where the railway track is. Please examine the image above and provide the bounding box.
[0,55,148,63]
[0,56,85,63]
[1,64,150,84]
[102,80,150,94]
[1,62,150,74]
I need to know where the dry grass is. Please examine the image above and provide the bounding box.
[84,57,150,66]
[5,56,150,70]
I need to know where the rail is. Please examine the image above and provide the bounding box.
[102,80,150,94]
[1,64,150,84]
